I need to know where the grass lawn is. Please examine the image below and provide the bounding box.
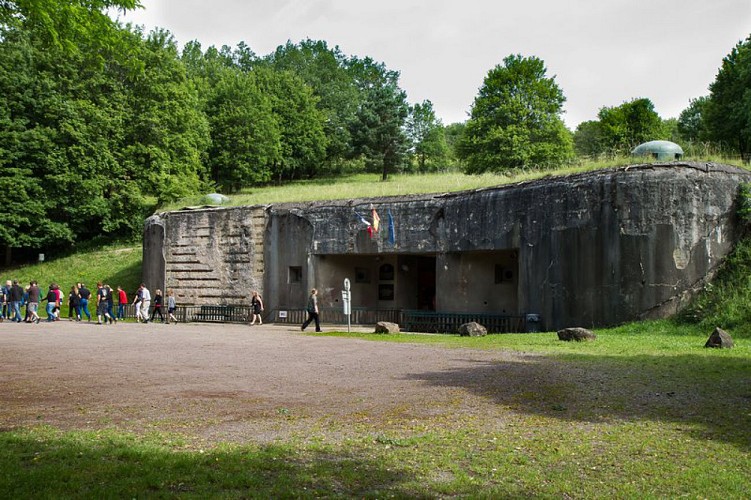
[158,156,749,211]
[1,323,749,498]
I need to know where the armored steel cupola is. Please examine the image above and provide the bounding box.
[631,140,684,160]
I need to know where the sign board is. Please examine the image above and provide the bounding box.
[278,310,288,319]
[343,278,352,332]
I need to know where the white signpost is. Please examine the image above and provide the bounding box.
[342,278,352,332]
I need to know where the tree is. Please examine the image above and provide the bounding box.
[1,0,141,54]
[457,54,573,173]
[348,57,410,180]
[443,122,466,166]
[254,67,328,181]
[407,100,449,172]
[573,120,604,157]
[0,12,211,263]
[677,96,709,143]
[119,28,210,205]
[206,70,280,191]
[596,98,664,154]
[264,40,359,170]
[703,35,751,159]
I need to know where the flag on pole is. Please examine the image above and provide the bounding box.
[371,208,381,233]
[387,208,396,246]
[354,210,371,228]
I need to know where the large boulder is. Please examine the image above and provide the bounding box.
[458,322,487,337]
[375,321,400,334]
[705,327,734,348]
[557,327,597,342]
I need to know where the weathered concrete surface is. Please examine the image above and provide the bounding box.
[145,163,751,330]
[144,206,266,306]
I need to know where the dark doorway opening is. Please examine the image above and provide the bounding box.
[417,256,436,310]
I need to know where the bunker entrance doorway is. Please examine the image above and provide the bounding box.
[416,256,436,310]
[314,253,437,311]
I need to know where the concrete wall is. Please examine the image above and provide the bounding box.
[144,206,266,306]
[145,163,750,330]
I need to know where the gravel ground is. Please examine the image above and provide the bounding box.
[0,320,531,443]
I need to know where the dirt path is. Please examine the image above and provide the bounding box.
[0,321,531,443]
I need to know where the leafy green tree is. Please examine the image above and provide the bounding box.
[265,40,359,168]
[407,100,449,172]
[0,11,209,262]
[573,120,604,157]
[443,122,466,166]
[1,0,141,55]
[348,57,410,180]
[119,28,209,205]
[206,70,280,191]
[703,35,751,159]
[457,54,573,173]
[596,98,664,154]
[662,118,680,144]
[254,67,328,181]
[677,96,709,143]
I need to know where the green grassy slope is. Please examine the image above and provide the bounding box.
[0,244,142,315]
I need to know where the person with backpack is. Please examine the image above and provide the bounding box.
[95,282,113,325]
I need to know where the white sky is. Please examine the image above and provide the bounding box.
[112,0,751,129]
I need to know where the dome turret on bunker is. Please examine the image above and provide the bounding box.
[631,140,684,160]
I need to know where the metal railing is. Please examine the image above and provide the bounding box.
[273,307,401,327]
[273,307,527,334]
[400,310,527,334]
[117,304,531,334]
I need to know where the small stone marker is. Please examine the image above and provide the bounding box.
[557,327,597,342]
[704,327,734,349]
[458,322,487,337]
[375,321,400,334]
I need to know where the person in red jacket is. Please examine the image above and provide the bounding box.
[117,285,128,321]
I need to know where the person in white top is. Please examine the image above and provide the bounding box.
[139,284,152,323]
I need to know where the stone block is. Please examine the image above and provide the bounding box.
[375,321,400,334]
[705,327,734,348]
[557,327,597,342]
[458,322,487,337]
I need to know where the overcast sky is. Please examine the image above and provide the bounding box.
[113,0,751,129]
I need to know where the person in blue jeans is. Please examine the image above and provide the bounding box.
[78,283,92,321]
[42,285,57,321]
[9,280,24,322]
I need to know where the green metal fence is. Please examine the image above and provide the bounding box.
[132,304,531,333]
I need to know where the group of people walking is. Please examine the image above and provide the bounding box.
[3,281,322,330]
[130,284,178,324]
[0,281,178,324]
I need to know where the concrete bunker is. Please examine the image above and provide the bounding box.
[144,163,751,331]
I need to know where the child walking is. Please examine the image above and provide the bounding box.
[167,290,178,324]
[150,289,164,323]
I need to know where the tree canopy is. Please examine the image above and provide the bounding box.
[702,35,751,159]
[457,54,573,173]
